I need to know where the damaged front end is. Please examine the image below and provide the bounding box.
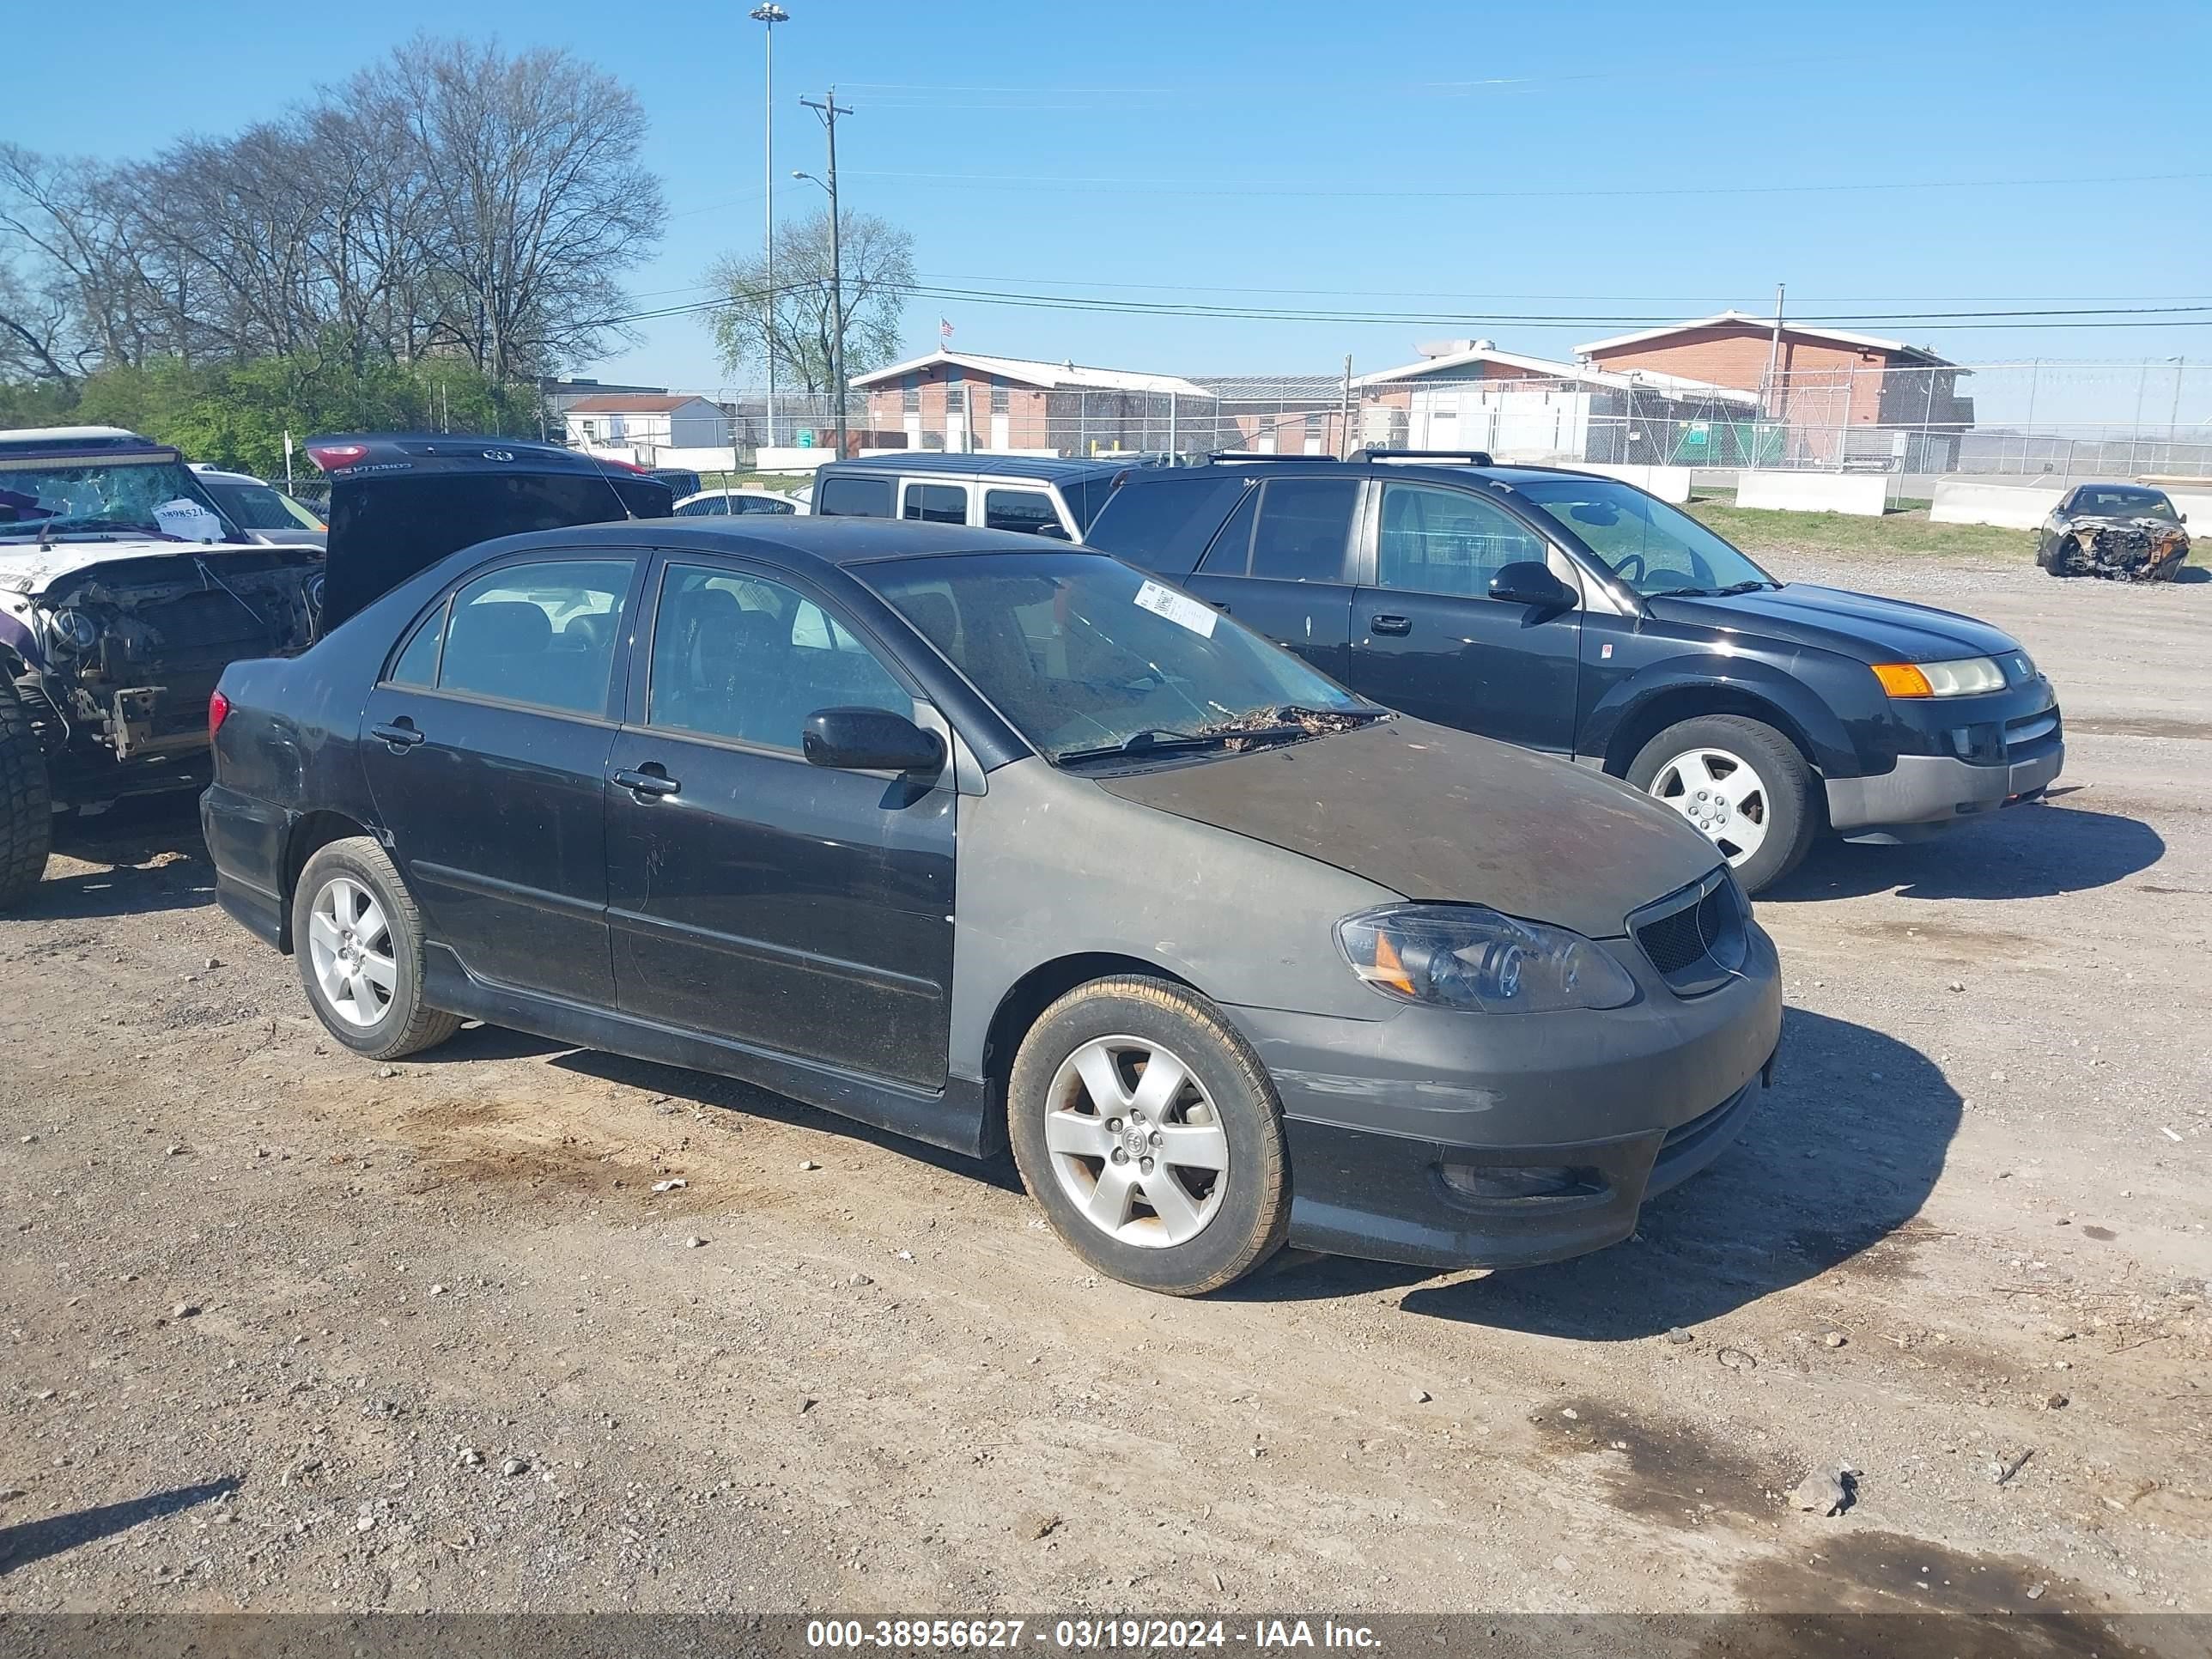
[15,549,321,775]
[2040,514,2191,582]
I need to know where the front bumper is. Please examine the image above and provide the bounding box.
[1826,681,2063,841]
[1826,738,2063,840]
[1224,926,1782,1271]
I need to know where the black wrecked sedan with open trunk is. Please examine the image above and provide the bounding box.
[204,447,1781,1294]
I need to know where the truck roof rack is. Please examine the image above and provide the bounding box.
[1204,450,1346,465]
[1349,448,1495,465]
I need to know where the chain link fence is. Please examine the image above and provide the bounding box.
[568,359,2211,483]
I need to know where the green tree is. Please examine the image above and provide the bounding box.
[707,209,915,393]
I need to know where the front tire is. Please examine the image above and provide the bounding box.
[1628,714,1817,895]
[0,683,53,912]
[1008,976,1290,1296]
[291,836,461,1060]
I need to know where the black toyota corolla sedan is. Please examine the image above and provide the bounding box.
[203,440,1782,1295]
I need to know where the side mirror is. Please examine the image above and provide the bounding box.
[1488,561,1578,611]
[802,707,945,775]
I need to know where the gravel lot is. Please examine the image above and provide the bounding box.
[2,546,2207,1630]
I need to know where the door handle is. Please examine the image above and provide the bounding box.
[614,766,681,799]
[1369,614,1412,636]
[370,719,425,749]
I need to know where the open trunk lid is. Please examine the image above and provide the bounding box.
[311,434,672,628]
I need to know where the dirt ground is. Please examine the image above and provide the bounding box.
[2,546,2207,1632]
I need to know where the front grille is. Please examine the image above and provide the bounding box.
[1630,871,1749,998]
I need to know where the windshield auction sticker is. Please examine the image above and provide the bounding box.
[1133,579,1217,639]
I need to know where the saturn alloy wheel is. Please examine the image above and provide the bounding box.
[1627,714,1818,896]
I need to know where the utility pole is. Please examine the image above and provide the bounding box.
[1339,353,1354,459]
[749,5,788,462]
[799,87,853,458]
[1761,282,1786,424]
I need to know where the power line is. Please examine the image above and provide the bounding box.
[842,167,2212,202]
[595,276,2212,334]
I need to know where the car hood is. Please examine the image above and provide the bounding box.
[0,538,214,598]
[1095,717,1722,939]
[1645,583,2021,663]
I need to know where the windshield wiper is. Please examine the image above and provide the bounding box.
[1054,706,1384,767]
[1054,727,1229,766]
[1717,579,1777,594]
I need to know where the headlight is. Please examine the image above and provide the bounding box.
[1336,904,1638,1013]
[45,608,98,655]
[1871,656,2005,698]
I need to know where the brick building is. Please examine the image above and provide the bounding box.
[1575,311,1972,467]
[852,349,1213,457]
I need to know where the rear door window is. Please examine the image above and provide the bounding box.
[434,559,635,715]
[902,482,969,525]
[815,475,895,518]
[1249,477,1358,582]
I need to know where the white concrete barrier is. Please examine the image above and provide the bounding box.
[1735,471,1890,517]
[754,447,837,471]
[1557,463,1693,503]
[652,446,742,473]
[2156,486,2212,529]
[1928,479,2063,529]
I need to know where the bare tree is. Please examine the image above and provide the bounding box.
[0,38,665,390]
[380,37,665,379]
[708,210,915,393]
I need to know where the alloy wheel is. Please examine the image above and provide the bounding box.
[1648,746,1771,866]
[1042,1036,1230,1249]
[306,875,398,1028]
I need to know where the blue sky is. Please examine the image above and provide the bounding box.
[10,0,2209,409]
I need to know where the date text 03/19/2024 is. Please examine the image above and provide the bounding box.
[804,1618,1382,1650]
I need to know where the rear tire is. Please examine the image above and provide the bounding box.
[1628,714,1817,896]
[291,836,461,1060]
[0,682,53,912]
[1008,976,1290,1296]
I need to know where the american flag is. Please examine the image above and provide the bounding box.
[939,317,954,340]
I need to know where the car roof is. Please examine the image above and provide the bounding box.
[192,466,276,486]
[485,514,1104,572]
[817,452,1135,485]
[1112,456,1616,495]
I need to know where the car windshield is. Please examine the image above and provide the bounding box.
[860,551,1380,764]
[1512,477,1776,597]
[0,453,239,542]
[2071,486,2176,521]
[198,474,322,532]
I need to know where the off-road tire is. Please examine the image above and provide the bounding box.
[1628,714,1819,896]
[1008,975,1290,1296]
[0,682,54,911]
[291,836,462,1060]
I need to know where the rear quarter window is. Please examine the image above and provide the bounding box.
[1084,473,1252,576]
[815,474,896,518]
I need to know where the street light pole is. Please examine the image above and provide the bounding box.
[748,4,787,462]
[799,87,853,458]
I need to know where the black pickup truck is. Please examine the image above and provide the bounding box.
[1085,453,2063,893]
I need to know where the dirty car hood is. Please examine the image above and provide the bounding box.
[1096,717,1722,939]
[0,538,210,598]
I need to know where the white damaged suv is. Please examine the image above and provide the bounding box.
[1,426,323,908]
